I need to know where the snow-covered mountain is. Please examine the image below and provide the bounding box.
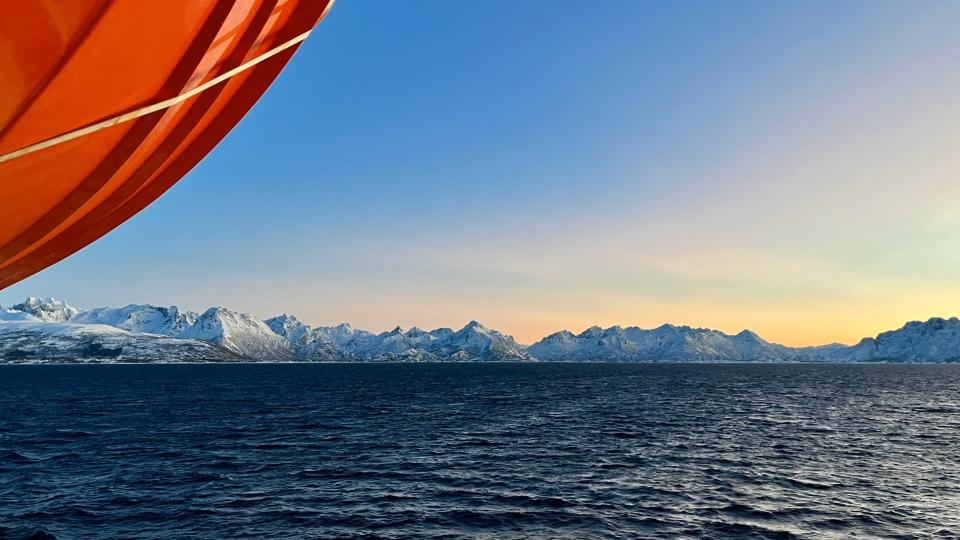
[4,297,960,363]
[527,324,803,362]
[528,318,960,363]
[9,297,80,323]
[0,298,530,363]
[0,309,235,363]
[264,316,531,362]
[178,307,294,360]
[842,317,960,363]
[0,299,290,362]
[73,304,198,335]
[72,303,293,359]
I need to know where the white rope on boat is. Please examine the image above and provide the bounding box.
[0,29,313,165]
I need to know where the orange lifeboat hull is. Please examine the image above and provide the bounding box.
[0,0,334,289]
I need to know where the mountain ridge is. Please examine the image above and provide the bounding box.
[2,298,959,363]
[0,298,530,363]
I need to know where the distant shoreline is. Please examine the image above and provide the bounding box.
[2,360,957,366]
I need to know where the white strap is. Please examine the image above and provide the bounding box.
[0,29,312,165]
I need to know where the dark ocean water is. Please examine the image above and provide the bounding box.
[1,363,959,539]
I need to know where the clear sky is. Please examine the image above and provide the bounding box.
[4,1,960,346]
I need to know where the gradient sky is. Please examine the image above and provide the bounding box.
[4,1,960,346]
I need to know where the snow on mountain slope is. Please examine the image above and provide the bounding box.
[843,317,960,363]
[0,319,237,363]
[527,324,801,362]
[6,297,80,322]
[265,316,531,362]
[178,307,294,360]
[0,309,40,322]
[263,315,329,360]
[265,314,311,345]
[6,297,960,363]
[429,321,531,362]
[528,318,960,363]
[0,299,290,362]
[73,304,199,335]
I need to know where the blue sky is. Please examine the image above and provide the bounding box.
[5,1,960,345]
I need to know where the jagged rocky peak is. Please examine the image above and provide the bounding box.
[72,304,198,336]
[309,322,369,348]
[320,322,358,340]
[257,314,532,362]
[265,313,310,343]
[452,321,500,341]
[8,297,81,322]
[178,307,293,360]
[455,320,490,338]
[541,329,578,342]
[434,321,531,362]
[528,322,799,362]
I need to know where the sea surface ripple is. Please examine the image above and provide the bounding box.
[1,363,959,539]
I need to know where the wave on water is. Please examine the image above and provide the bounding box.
[1,363,959,539]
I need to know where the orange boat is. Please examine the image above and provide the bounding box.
[0,0,334,289]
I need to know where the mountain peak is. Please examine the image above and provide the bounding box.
[735,329,763,341]
[176,306,293,359]
[10,297,81,322]
[70,303,199,336]
[531,322,795,362]
[264,313,303,328]
[10,296,960,364]
[265,313,309,342]
[580,325,603,337]
[459,320,492,334]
